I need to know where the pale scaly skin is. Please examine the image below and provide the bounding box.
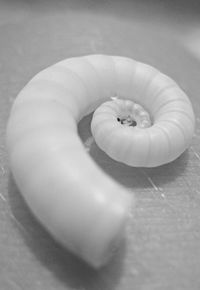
[6,55,195,268]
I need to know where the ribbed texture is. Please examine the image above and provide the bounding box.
[90,55,195,167]
[6,54,195,267]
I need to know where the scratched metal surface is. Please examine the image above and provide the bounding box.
[0,0,200,289]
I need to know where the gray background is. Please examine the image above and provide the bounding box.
[0,0,200,289]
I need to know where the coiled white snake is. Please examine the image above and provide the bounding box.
[6,55,195,268]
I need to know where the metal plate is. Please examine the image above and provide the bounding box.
[0,1,200,289]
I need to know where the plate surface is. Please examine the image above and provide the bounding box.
[1,1,200,289]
